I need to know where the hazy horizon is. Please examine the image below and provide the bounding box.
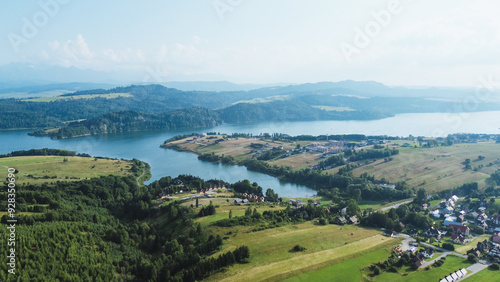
[2,0,500,87]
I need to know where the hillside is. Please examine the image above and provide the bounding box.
[3,81,500,131]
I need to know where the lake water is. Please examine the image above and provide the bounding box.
[1,111,499,197]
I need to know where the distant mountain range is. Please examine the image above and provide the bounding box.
[2,66,500,137]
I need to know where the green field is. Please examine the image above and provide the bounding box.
[23,92,132,102]
[468,268,500,280]
[206,222,397,281]
[193,201,286,227]
[0,155,133,185]
[351,143,500,192]
[283,244,393,282]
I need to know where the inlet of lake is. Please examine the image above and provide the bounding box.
[1,111,500,197]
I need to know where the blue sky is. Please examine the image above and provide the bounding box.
[1,0,499,86]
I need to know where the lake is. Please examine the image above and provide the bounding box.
[1,111,499,197]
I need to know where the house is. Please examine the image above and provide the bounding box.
[383,230,395,237]
[478,213,488,222]
[410,253,425,269]
[420,247,434,258]
[348,216,359,224]
[492,232,500,243]
[334,216,347,225]
[442,206,454,214]
[469,211,479,219]
[432,210,442,219]
[423,227,443,240]
[234,198,249,204]
[492,215,500,225]
[443,216,459,226]
[451,234,467,244]
[340,207,347,215]
[449,224,470,236]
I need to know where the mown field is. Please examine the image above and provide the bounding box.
[0,155,132,185]
[283,244,394,282]
[348,142,500,192]
[205,221,397,281]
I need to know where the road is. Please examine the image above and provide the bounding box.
[136,168,146,186]
[379,200,413,211]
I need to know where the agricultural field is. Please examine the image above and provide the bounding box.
[283,244,394,282]
[206,221,397,281]
[0,155,133,185]
[348,142,500,192]
[165,135,500,194]
[23,92,131,102]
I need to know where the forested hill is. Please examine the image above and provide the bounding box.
[31,101,390,139]
[0,157,249,281]
[3,82,500,131]
[30,108,222,139]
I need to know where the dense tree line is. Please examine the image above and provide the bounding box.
[0,169,248,281]
[345,147,399,161]
[0,148,87,158]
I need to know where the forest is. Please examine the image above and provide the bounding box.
[0,154,249,281]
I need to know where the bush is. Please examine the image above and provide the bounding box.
[290,245,307,252]
[442,243,455,251]
[388,266,398,273]
[468,254,479,263]
[488,263,500,270]
[373,265,381,275]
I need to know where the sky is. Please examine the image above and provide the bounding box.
[1,0,500,87]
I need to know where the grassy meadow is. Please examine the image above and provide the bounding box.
[206,221,397,281]
[0,155,133,185]
[349,142,500,192]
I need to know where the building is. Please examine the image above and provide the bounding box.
[449,224,470,236]
[451,234,466,244]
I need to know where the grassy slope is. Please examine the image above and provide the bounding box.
[0,156,132,185]
[349,143,500,192]
[167,137,500,193]
[283,244,393,282]
[206,222,397,281]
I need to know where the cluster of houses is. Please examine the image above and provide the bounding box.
[438,268,467,282]
[333,215,359,225]
[238,192,265,203]
[431,195,461,221]
[393,242,434,268]
[304,140,348,154]
[197,184,227,194]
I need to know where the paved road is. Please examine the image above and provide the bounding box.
[419,241,467,258]
[421,252,448,268]
[464,262,489,279]
[380,200,413,211]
